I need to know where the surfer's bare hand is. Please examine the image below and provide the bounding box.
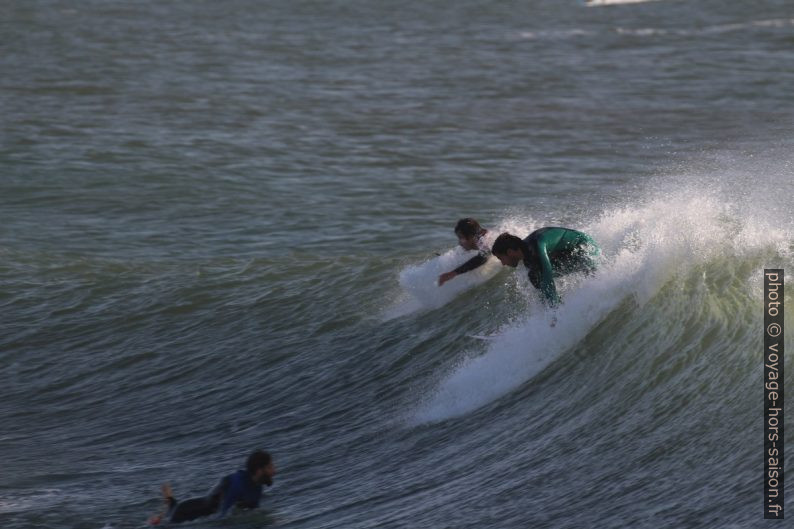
[438,271,456,286]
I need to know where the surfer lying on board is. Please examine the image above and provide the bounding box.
[148,449,275,525]
[491,227,600,307]
[438,218,492,286]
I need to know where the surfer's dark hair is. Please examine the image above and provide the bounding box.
[455,218,483,238]
[491,233,523,255]
[246,450,272,474]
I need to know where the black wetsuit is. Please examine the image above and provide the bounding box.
[453,235,491,275]
[165,469,267,523]
[520,227,600,306]
[453,250,490,275]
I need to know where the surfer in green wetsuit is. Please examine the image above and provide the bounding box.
[438,218,491,286]
[491,227,600,307]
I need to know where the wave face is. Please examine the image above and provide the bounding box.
[413,188,793,423]
[3,0,794,527]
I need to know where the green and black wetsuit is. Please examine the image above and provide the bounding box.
[521,227,599,306]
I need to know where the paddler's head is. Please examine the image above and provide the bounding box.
[454,218,485,251]
[247,449,276,486]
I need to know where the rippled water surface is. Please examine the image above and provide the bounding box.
[2,1,793,527]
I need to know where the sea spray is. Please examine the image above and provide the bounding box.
[413,187,793,423]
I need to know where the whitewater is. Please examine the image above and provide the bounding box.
[3,0,794,527]
[388,172,794,426]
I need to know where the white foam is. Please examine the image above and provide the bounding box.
[384,224,528,319]
[616,19,794,38]
[412,255,628,424]
[0,489,63,514]
[585,0,663,6]
[518,29,595,40]
[518,18,794,42]
[383,249,502,319]
[412,187,793,423]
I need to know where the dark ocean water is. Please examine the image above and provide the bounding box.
[2,0,794,527]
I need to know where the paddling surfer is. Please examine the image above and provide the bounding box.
[438,218,492,286]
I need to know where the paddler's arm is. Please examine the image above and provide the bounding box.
[438,252,489,286]
[218,490,237,518]
[217,475,241,518]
